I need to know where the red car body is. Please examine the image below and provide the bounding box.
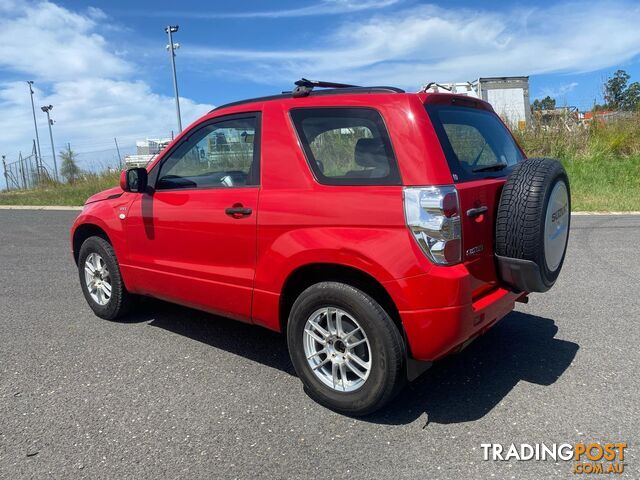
[71,91,522,362]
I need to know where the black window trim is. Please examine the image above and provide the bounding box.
[289,106,402,186]
[148,111,262,192]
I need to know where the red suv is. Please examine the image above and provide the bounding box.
[71,80,570,415]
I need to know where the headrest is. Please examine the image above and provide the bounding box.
[354,138,387,168]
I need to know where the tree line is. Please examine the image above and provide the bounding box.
[532,69,640,112]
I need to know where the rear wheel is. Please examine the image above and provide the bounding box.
[78,236,134,320]
[287,282,405,416]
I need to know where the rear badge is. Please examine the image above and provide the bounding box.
[466,244,484,257]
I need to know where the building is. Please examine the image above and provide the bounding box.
[124,138,172,168]
[422,76,532,128]
[477,77,531,129]
[135,138,172,156]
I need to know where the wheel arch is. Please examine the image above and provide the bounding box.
[72,223,112,264]
[279,263,405,345]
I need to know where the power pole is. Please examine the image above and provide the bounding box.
[165,25,183,132]
[114,137,122,168]
[41,105,58,181]
[26,81,43,174]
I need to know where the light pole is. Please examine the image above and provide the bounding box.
[165,25,183,132]
[41,105,58,181]
[26,81,43,175]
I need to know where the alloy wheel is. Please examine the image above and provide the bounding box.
[84,252,112,306]
[303,307,372,392]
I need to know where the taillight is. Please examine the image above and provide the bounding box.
[403,186,462,265]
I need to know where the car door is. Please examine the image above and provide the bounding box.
[124,112,261,322]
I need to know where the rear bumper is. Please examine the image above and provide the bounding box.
[396,282,519,361]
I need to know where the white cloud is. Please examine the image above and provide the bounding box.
[538,82,579,100]
[143,0,401,19]
[86,6,107,20]
[0,1,130,81]
[0,1,212,185]
[1,79,210,148]
[185,2,640,89]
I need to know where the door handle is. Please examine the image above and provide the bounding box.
[466,206,488,217]
[225,206,252,218]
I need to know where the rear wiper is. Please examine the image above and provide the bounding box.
[472,162,508,173]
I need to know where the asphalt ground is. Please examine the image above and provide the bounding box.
[0,210,638,479]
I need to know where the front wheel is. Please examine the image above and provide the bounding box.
[77,236,134,320]
[287,282,406,416]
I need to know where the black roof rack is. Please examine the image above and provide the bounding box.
[211,79,404,112]
[292,78,358,97]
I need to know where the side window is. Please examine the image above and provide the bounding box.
[157,115,259,190]
[290,108,400,185]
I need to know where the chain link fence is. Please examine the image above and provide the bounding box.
[3,153,37,190]
[2,134,172,191]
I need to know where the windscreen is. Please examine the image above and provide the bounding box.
[426,104,524,181]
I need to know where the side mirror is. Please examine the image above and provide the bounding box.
[120,168,148,193]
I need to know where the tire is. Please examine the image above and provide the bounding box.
[495,158,571,292]
[287,282,406,416]
[77,236,134,320]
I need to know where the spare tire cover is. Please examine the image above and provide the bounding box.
[495,158,571,292]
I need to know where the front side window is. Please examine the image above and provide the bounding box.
[157,115,259,189]
[426,104,524,181]
[290,108,400,185]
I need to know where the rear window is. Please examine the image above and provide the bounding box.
[426,104,524,181]
[290,107,401,185]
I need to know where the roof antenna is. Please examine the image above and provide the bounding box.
[292,78,359,98]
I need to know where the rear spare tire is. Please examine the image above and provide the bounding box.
[495,158,570,292]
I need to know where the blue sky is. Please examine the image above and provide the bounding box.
[63,0,640,108]
[1,0,640,188]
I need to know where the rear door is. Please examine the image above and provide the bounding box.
[425,102,524,297]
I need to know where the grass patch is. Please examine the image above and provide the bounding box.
[0,171,120,206]
[513,113,640,211]
[561,155,640,211]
